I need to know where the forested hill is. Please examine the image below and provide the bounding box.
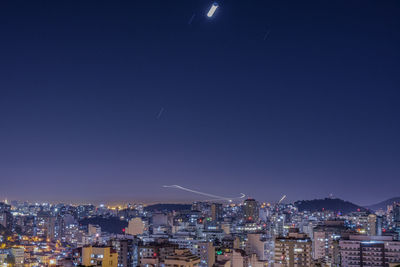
[295,198,368,214]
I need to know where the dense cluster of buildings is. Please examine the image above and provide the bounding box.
[1,198,400,266]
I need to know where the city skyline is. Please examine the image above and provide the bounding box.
[1,0,400,205]
[2,195,400,266]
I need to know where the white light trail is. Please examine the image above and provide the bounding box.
[278,195,286,204]
[156,107,164,119]
[207,3,219,18]
[163,185,245,202]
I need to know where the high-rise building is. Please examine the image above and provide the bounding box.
[81,245,118,267]
[126,217,144,236]
[0,202,11,212]
[88,224,101,236]
[274,229,312,267]
[0,251,8,266]
[394,203,400,233]
[87,224,101,243]
[109,238,139,267]
[339,235,400,267]
[367,214,377,236]
[231,249,246,267]
[243,199,259,222]
[11,247,25,267]
[164,249,200,267]
[394,203,400,223]
[199,242,215,267]
[152,212,169,227]
[211,203,223,222]
[312,220,352,264]
[138,241,178,267]
[221,222,231,234]
[394,203,400,239]
[0,211,13,229]
[248,253,267,267]
[376,215,383,236]
[245,234,274,264]
[271,214,286,236]
[246,233,268,261]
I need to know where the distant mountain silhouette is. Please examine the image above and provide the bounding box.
[144,203,191,212]
[295,198,368,214]
[365,197,400,211]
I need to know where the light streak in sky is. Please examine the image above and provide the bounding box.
[263,29,271,41]
[163,185,245,202]
[188,13,196,25]
[278,195,286,204]
[207,3,219,18]
[156,107,164,119]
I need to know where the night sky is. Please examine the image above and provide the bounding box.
[1,1,399,205]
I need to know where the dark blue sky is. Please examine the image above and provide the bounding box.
[0,1,399,205]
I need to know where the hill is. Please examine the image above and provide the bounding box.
[365,197,400,211]
[294,198,368,214]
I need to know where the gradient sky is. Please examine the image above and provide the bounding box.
[0,1,399,205]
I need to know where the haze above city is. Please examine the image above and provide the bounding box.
[1,1,400,205]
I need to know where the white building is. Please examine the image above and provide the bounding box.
[313,220,351,265]
[126,217,144,236]
[246,233,273,262]
[11,247,25,267]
